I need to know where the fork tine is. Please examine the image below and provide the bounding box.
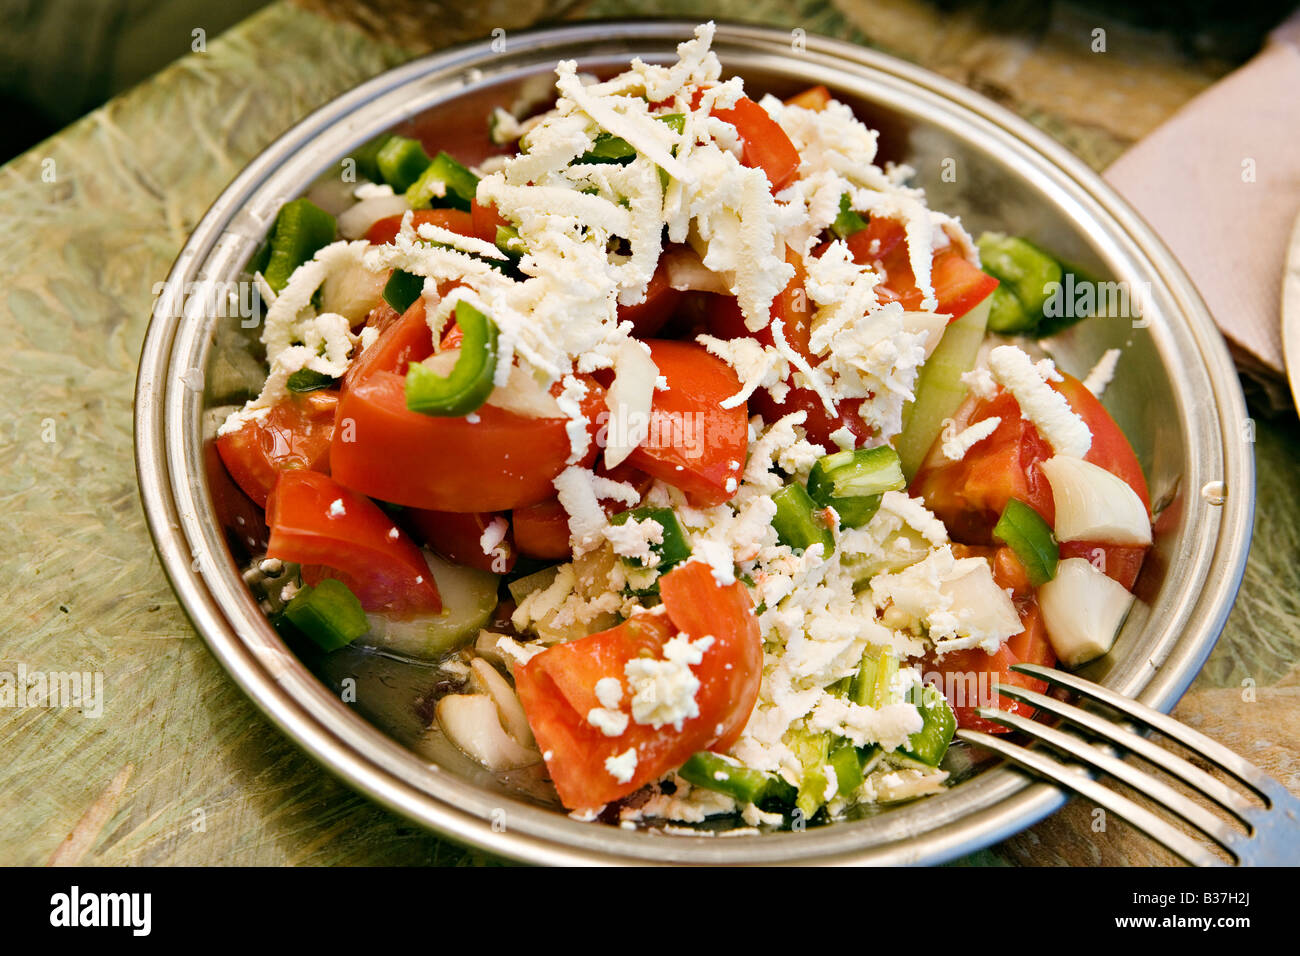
[974,706,1243,850]
[995,680,1256,821]
[1011,663,1274,800]
[956,729,1226,867]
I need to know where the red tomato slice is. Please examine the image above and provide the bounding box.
[344,298,434,391]
[846,218,998,320]
[619,257,683,338]
[364,209,477,246]
[405,508,515,573]
[515,561,762,811]
[625,340,748,507]
[912,372,1152,588]
[511,498,572,560]
[469,199,510,244]
[331,370,605,512]
[692,91,801,193]
[266,470,441,615]
[705,249,875,449]
[784,85,832,111]
[215,391,339,508]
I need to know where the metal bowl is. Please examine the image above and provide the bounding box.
[134,20,1253,864]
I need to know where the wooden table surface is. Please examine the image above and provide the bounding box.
[2,0,1297,866]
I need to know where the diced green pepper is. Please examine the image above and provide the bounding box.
[679,752,795,809]
[351,133,393,184]
[771,483,835,555]
[262,199,337,293]
[406,151,480,212]
[576,114,686,165]
[976,233,1064,334]
[806,446,906,528]
[900,683,957,767]
[286,369,336,393]
[405,301,499,417]
[382,269,423,314]
[850,648,898,709]
[828,740,865,796]
[608,506,691,571]
[986,285,1033,333]
[282,578,369,652]
[992,497,1059,587]
[375,135,433,192]
[830,193,868,240]
[495,224,526,258]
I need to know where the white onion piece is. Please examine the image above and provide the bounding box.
[486,364,562,419]
[338,193,411,239]
[1038,557,1135,666]
[603,340,659,468]
[319,260,387,324]
[469,658,535,748]
[436,695,540,770]
[663,245,730,293]
[901,311,948,359]
[1040,455,1152,546]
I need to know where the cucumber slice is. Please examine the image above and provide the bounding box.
[358,553,499,660]
[894,294,992,480]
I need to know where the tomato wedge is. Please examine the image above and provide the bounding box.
[511,498,572,560]
[215,390,339,508]
[625,340,748,506]
[515,561,763,811]
[330,370,605,512]
[846,218,998,320]
[692,90,801,193]
[364,208,477,246]
[619,257,683,338]
[911,372,1151,589]
[705,249,874,449]
[784,85,832,111]
[266,470,441,616]
[405,508,515,574]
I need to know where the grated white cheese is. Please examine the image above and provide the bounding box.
[988,345,1091,457]
[1082,348,1121,397]
[941,416,1001,462]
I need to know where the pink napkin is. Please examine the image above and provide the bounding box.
[1105,11,1300,407]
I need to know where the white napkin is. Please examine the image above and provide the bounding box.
[1105,10,1300,400]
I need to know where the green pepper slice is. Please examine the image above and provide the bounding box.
[992,498,1058,587]
[262,198,337,293]
[404,300,499,417]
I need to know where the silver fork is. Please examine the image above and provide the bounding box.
[955,662,1300,866]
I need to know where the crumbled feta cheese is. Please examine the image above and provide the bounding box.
[625,634,715,730]
[988,345,1091,457]
[1082,348,1121,397]
[605,747,638,783]
[327,498,346,518]
[941,416,1001,462]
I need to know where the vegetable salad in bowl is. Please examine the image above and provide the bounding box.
[215,22,1153,830]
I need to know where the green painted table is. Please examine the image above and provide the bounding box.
[2,0,1296,866]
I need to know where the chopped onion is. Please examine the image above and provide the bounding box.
[486,364,562,419]
[338,193,410,240]
[603,339,659,468]
[663,245,729,293]
[901,311,948,359]
[937,558,1022,651]
[436,694,540,771]
[320,260,387,324]
[1040,455,1152,546]
[469,658,535,748]
[1038,557,1134,666]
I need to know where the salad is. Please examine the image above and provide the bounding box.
[215,23,1153,829]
